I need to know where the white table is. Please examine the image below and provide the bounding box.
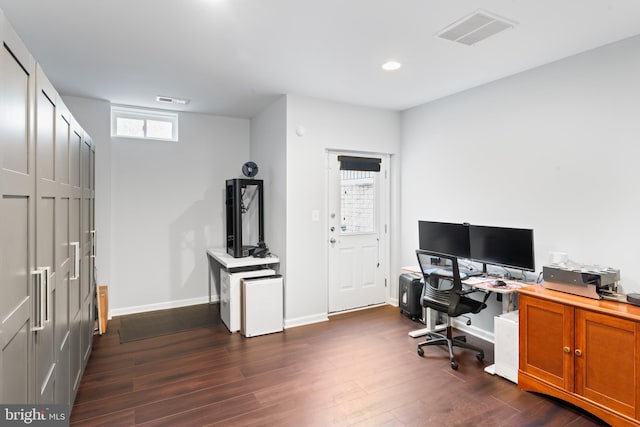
[207,248,280,303]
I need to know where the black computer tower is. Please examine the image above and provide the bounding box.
[226,178,264,258]
[399,273,423,320]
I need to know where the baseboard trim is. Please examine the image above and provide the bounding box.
[109,295,219,319]
[284,313,329,329]
[328,303,388,317]
[451,318,495,343]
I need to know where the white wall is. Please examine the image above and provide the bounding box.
[250,96,287,278]
[401,35,640,332]
[284,94,401,327]
[65,96,250,315]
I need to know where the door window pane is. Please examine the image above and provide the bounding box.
[340,170,375,233]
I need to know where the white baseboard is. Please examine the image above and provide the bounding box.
[284,312,329,329]
[109,295,219,319]
[387,297,399,307]
[328,303,388,316]
[451,318,495,343]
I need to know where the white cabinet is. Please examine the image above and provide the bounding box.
[241,275,284,338]
[220,269,275,332]
[494,310,519,383]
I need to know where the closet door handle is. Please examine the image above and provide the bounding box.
[31,269,45,332]
[71,242,80,280]
[42,267,51,323]
[90,230,96,258]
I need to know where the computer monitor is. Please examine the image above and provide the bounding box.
[418,221,470,259]
[469,225,535,272]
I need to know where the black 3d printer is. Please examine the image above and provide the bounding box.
[226,162,268,258]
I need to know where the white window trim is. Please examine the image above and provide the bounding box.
[111,105,179,142]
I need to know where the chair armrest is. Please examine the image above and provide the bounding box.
[457,288,492,303]
[457,288,481,296]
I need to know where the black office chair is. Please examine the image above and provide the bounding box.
[415,249,489,370]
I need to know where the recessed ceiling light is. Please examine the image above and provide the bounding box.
[156,95,190,105]
[381,61,402,71]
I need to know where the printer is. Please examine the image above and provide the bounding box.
[543,262,621,300]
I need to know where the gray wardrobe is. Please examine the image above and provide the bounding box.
[0,9,96,406]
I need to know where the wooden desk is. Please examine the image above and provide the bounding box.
[206,248,280,303]
[518,284,640,426]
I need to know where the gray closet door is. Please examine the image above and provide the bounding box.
[34,65,57,403]
[0,14,36,404]
[69,125,83,399]
[54,105,72,406]
[80,134,93,365]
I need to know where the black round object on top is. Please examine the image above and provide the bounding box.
[242,161,258,178]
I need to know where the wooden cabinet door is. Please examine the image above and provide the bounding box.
[575,309,638,418]
[519,294,574,391]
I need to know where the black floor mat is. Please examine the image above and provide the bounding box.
[118,303,220,343]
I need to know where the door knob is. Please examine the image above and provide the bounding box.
[563,347,570,354]
[575,349,582,357]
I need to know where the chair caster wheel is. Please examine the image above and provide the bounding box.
[417,347,424,357]
[476,353,485,361]
[450,361,458,370]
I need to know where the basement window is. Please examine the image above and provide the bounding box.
[111,106,179,141]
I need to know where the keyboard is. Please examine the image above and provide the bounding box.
[463,276,493,285]
[460,269,482,278]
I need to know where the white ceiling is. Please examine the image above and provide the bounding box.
[1,0,639,118]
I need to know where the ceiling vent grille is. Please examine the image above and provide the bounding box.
[156,95,190,105]
[436,9,516,45]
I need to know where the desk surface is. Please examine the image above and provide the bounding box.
[401,265,532,294]
[207,248,280,269]
[519,283,640,321]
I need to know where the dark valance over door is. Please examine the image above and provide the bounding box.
[337,155,381,172]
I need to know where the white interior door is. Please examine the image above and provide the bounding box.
[328,152,388,313]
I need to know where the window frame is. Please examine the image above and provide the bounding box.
[111,105,179,142]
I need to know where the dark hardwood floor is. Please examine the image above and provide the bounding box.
[71,305,607,426]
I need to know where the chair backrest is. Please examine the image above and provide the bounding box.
[415,249,463,315]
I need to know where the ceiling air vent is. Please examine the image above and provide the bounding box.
[436,9,516,46]
[156,95,190,105]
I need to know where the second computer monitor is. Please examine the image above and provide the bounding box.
[469,225,535,272]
